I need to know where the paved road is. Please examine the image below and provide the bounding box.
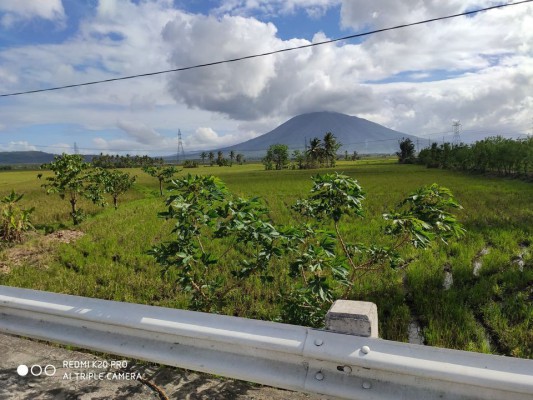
[0,333,324,400]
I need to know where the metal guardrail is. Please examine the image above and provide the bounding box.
[1,285,532,400]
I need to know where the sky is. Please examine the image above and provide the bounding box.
[0,0,531,155]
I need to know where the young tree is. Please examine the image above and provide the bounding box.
[143,165,179,196]
[292,150,306,170]
[236,153,245,165]
[151,173,465,325]
[263,144,289,170]
[95,169,136,209]
[397,138,416,164]
[41,154,104,225]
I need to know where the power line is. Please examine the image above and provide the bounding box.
[1,0,531,98]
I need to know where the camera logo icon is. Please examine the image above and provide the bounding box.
[17,364,56,377]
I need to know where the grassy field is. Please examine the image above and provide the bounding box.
[0,160,531,358]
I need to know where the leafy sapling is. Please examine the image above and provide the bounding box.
[40,153,105,225]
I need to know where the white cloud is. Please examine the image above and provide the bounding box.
[117,120,165,145]
[213,0,340,17]
[0,0,65,28]
[0,141,37,152]
[0,0,531,154]
[184,127,257,150]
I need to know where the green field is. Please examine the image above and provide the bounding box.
[0,160,531,358]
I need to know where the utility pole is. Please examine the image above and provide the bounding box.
[177,129,185,164]
[452,120,461,145]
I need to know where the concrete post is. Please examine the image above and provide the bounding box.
[325,300,378,338]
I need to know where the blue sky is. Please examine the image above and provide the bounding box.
[0,0,531,155]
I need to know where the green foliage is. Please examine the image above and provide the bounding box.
[40,153,104,225]
[397,138,416,164]
[0,190,34,243]
[152,172,465,325]
[142,165,179,196]
[417,136,533,177]
[92,153,162,168]
[235,153,245,165]
[183,160,199,168]
[94,169,136,209]
[383,184,466,248]
[293,173,364,222]
[263,144,289,170]
[151,174,280,312]
[323,132,341,167]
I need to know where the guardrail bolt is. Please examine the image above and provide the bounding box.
[314,338,324,346]
[362,381,372,389]
[361,345,370,354]
[315,372,324,381]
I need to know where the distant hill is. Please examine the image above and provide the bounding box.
[0,151,93,165]
[214,111,422,158]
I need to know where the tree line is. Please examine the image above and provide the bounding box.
[91,153,164,168]
[199,150,245,167]
[398,136,533,177]
[263,132,341,170]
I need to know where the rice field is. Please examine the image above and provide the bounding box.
[0,159,531,357]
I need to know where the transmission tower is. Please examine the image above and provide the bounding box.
[73,142,79,154]
[177,129,185,164]
[452,120,462,145]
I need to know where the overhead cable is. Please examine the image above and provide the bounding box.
[1,0,531,98]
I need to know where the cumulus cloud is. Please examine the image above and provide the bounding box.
[184,127,257,150]
[0,0,531,154]
[163,15,376,121]
[0,0,65,28]
[117,120,165,145]
[163,1,532,135]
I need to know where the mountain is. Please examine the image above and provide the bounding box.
[216,111,422,158]
[0,151,93,165]
[0,151,57,165]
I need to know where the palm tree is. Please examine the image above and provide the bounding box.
[200,151,207,165]
[208,151,215,166]
[306,137,322,168]
[323,132,341,167]
[229,150,235,166]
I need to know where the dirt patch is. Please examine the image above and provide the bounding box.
[45,230,85,244]
[0,230,84,274]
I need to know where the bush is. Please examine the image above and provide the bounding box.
[0,191,34,244]
[183,160,199,168]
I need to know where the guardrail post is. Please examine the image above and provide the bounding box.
[325,300,378,338]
